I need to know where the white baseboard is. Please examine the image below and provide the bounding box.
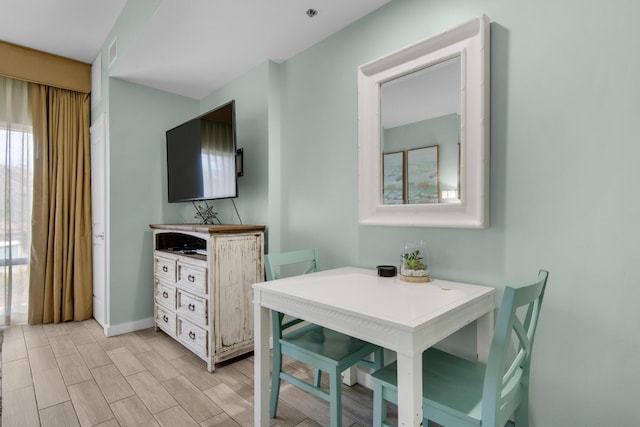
[103,317,154,337]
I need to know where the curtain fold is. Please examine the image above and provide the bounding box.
[28,83,92,324]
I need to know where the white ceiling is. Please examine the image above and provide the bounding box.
[0,0,128,64]
[0,0,390,99]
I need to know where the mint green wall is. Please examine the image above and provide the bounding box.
[195,62,271,229]
[274,0,639,425]
[93,0,639,424]
[108,78,197,325]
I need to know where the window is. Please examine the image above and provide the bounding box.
[0,76,33,325]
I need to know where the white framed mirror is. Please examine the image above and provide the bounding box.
[358,15,490,228]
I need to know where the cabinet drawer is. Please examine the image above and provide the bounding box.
[155,281,176,309]
[156,306,176,337]
[177,317,208,358]
[177,262,207,295]
[176,290,207,326]
[155,254,176,283]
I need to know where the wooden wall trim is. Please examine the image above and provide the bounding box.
[0,40,91,93]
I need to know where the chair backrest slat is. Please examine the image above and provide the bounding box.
[482,270,549,427]
[265,249,318,281]
[265,249,320,335]
[502,349,525,386]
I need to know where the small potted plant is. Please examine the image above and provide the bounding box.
[399,241,430,283]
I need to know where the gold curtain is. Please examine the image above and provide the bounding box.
[28,84,93,324]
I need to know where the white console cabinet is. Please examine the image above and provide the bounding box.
[149,224,265,372]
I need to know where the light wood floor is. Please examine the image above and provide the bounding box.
[1,318,397,426]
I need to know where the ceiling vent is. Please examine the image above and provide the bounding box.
[108,37,118,68]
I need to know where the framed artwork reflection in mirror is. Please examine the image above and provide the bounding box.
[383,151,405,205]
[407,145,439,205]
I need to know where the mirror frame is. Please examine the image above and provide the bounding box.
[358,15,490,228]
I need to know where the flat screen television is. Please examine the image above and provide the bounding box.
[166,100,237,203]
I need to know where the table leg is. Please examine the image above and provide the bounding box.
[254,300,270,427]
[476,309,494,363]
[396,352,422,426]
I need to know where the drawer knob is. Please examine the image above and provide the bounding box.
[188,303,195,311]
[162,266,168,273]
[188,331,196,340]
[188,274,195,282]
[162,315,169,323]
[162,291,169,298]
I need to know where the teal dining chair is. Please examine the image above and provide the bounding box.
[371,270,549,427]
[265,249,384,427]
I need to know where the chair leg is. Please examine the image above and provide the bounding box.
[372,381,385,427]
[270,346,283,418]
[314,369,322,387]
[514,392,530,427]
[329,370,343,427]
[374,347,384,370]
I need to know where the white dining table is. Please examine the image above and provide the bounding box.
[253,266,495,427]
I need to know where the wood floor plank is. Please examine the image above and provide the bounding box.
[231,356,254,380]
[67,380,115,426]
[2,325,24,340]
[106,346,146,376]
[154,405,200,427]
[1,322,394,427]
[110,395,160,427]
[93,419,120,427]
[57,352,93,385]
[135,326,162,341]
[230,379,254,402]
[289,419,322,427]
[32,367,71,409]
[48,334,79,358]
[200,412,242,427]
[162,375,223,422]
[91,363,136,403]
[266,399,309,427]
[63,321,87,332]
[2,357,33,392]
[203,382,254,427]
[2,385,40,427]
[118,331,153,354]
[278,381,353,427]
[28,345,58,374]
[2,329,27,362]
[126,370,178,414]
[136,349,180,382]
[23,324,50,349]
[94,334,124,352]
[209,363,250,386]
[42,323,67,338]
[146,334,190,360]
[81,318,106,336]
[39,401,81,427]
[68,326,96,347]
[76,341,112,369]
[169,355,222,391]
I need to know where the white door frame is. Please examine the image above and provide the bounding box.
[90,113,109,329]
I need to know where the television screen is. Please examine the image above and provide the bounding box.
[166,100,237,203]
